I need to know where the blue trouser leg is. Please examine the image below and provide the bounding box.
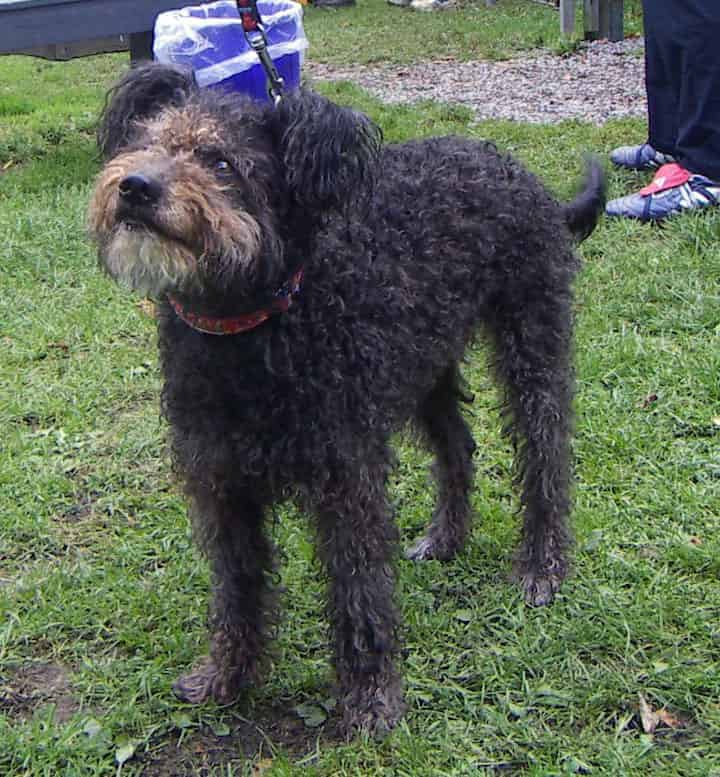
[642,0,720,180]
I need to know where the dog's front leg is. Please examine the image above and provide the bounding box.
[174,481,274,705]
[313,453,405,737]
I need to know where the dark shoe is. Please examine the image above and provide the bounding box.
[609,142,675,171]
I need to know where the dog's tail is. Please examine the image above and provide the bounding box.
[562,156,606,243]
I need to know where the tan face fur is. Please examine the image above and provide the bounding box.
[88,107,263,298]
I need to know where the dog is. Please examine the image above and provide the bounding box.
[88,63,605,736]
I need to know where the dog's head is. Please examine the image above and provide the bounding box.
[88,63,381,302]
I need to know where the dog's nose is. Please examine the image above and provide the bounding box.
[118,174,162,206]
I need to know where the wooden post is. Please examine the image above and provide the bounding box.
[559,0,575,36]
[584,0,600,41]
[599,0,624,41]
[608,0,624,41]
[129,30,153,62]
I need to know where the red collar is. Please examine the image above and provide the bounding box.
[168,268,304,335]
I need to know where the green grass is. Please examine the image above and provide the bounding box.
[2,4,720,775]
[302,0,644,64]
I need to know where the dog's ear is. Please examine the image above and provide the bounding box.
[267,89,382,212]
[98,63,197,159]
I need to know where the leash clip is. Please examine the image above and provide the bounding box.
[236,0,285,104]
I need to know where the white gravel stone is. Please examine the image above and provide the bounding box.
[307,38,646,125]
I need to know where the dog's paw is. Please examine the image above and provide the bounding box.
[405,534,457,562]
[340,695,405,740]
[518,571,563,607]
[515,555,567,607]
[173,658,244,705]
[338,672,405,739]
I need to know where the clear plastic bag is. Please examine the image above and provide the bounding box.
[153,0,308,91]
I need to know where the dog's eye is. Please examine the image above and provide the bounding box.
[193,148,235,177]
[214,159,233,175]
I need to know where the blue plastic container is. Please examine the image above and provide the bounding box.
[212,47,301,102]
[154,0,308,102]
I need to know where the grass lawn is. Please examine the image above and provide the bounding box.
[302,0,643,64]
[1,2,719,775]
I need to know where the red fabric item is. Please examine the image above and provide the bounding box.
[237,0,259,32]
[168,268,304,336]
[639,163,691,196]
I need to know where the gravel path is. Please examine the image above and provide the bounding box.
[307,38,647,125]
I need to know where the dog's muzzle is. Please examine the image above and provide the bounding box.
[119,173,163,207]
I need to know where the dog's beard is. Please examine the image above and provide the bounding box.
[89,159,264,298]
[101,224,197,298]
[99,219,269,299]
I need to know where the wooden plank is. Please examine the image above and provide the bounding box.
[599,0,624,41]
[0,0,187,53]
[559,0,575,36]
[13,34,128,59]
[0,0,84,8]
[584,0,600,41]
[607,0,623,41]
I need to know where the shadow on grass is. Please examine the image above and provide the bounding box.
[138,699,343,775]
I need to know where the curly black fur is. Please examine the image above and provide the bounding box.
[91,63,605,736]
[97,63,197,159]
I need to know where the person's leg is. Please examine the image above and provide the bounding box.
[671,0,720,181]
[609,0,678,171]
[607,0,720,219]
[642,0,681,158]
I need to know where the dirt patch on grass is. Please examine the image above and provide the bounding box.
[1,662,81,723]
[0,160,20,176]
[141,703,341,776]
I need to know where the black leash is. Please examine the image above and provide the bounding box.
[236,0,285,104]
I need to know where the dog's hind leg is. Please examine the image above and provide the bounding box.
[489,274,575,607]
[407,364,477,562]
[313,448,405,736]
[174,481,273,704]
